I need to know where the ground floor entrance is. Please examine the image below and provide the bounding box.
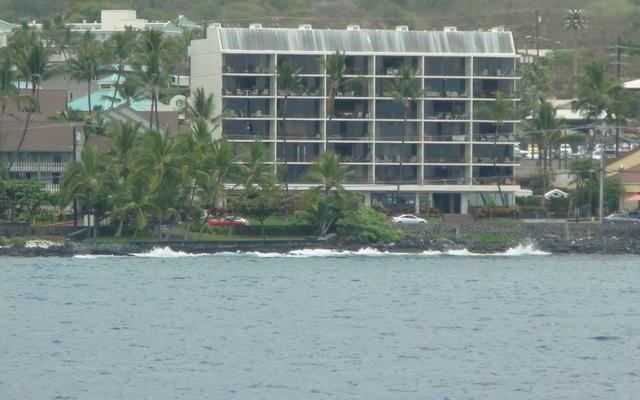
[432,193,461,214]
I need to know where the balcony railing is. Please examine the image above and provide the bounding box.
[424,90,469,98]
[473,134,517,142]
[424,157,467,164]
[333,111,372,119]
[425,134,469,142]
[44,183,60,193]
[224,88,271,96]
[473,157,516,164]
[473,69,517,77]
[9,162,69,172]
[376,155,420,163]
[425,112,469,120]
[226,110,272,119]
[223,65,272,74]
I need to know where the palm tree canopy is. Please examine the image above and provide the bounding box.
[66,42,107,83]
[563,9,587,31]
[277,60,303,96]
[385,65,423,110]
[573,59,621,122]
[58,145,108,206]
[107,121,142,178]
[307,152,352,191]
[189,87,216,120]
[240,141,275,191]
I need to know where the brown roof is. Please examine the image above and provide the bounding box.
[0,114,79,153]
[614,164,640,184]
[4,90,68,117]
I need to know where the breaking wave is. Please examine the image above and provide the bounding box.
[72,244,549,259]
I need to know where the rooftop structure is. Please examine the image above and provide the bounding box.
[189,25,522,214]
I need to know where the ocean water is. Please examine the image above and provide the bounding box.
[1,250,639,399]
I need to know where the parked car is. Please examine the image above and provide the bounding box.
[392,214,427,225]
[206,216,250,226]
[604,213,640,223]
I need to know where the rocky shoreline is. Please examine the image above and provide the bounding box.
[1,222,639,257]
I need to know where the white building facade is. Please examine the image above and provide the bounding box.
[189,24,522,214]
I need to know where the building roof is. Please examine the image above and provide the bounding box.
[0,115,78,153]
[624,79,640,90]
[215,27,515,54]
[0,19,16,32]
[67,89,153,112]
[176,15,199,29]
[614,164,640,184]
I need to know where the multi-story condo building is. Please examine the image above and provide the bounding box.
[189,24,522,214]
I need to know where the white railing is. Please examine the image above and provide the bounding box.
[44,184,60,193]
[9,162,69,172]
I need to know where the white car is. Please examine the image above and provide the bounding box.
[392,214,427,225]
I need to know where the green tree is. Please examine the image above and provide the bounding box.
[306,151,352,195]
[59,146,109,239]
[104,27,138,108]
[3,180,55,224]
[15,40,51,101]
[563,9,587,77]
[276,60,302,189]
[385,65,423,192]
[66,41,107,114]
[336,206,402,244]
[133,30,169,130]
[573,59,621,153]
[528,100,564,175]
[239,141,275,193]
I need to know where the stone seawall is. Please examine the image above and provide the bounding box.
[397,223,640,254]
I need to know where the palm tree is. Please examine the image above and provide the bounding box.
[7,95,39,173]
[107,121,142,179]
[66,42,107,115]
[385,65,423,192]
[104,27,137,109]
[240,141,275,193]
[113,76,145,106]
[0,52,17,115]
[276,60,303,188]
[59,146,108,239]
[481,91,512,205]
[324,50,359,120]
[15,40,51,102]
[134,129,185,239]
[573,59,620,153]
[111,174,157,238]
[133,30,169,130]
[307,151,352,195]
[563,9,587,77]
[528,101,563,189]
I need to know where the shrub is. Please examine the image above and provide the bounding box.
[0,236,7,246]
[475,207,519,219]
[10,236,26,248]
[336,207,403,244]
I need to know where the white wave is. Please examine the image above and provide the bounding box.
[73,254,125,259]
[26,240,62,249]
[501,244,550,256]
[131,247,208,258]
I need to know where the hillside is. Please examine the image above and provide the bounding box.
[3,0,640,83]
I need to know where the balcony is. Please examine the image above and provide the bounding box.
[223,54,272,74]
[277,99,322,119]
[9,162,69,172]
[473,144,516,164]
[278,120,323,140]
[473,58,517,78]
[425,122,469,142]
[344,56,369,76]
[328,143,372,163]
[424,144,467,164]
[223,76,271,97]
[344,165,371,183]
[222,120,271,141]
[472,133,516,143]
[375,165,419,184]
[278,55,322,75]
[375,144,419,164]
[223,98,272,119]
[424,78,468,98]
[424,57,467,77]
[376,121,420,141]
[276,142,320,163]
[375,100,418,120]
[425,100,469,121]
[327,120,370,141]
[376,56,420,75]
[424,166,467,185]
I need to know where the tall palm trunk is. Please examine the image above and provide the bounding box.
[87,79,92,114]
[7,108,33,172]
[282,94,289,192]
[155,93,160,131]
[397,109,408,194]
[493,124,505,206]
[110,65,122,109]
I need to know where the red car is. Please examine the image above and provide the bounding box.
[206,216,250,226]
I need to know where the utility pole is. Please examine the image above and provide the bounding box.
[610,36,626,156]
[72,125,78,227]
[598,135,605,223]
[535,10,542,58]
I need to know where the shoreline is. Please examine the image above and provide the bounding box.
[1,222,639,257]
